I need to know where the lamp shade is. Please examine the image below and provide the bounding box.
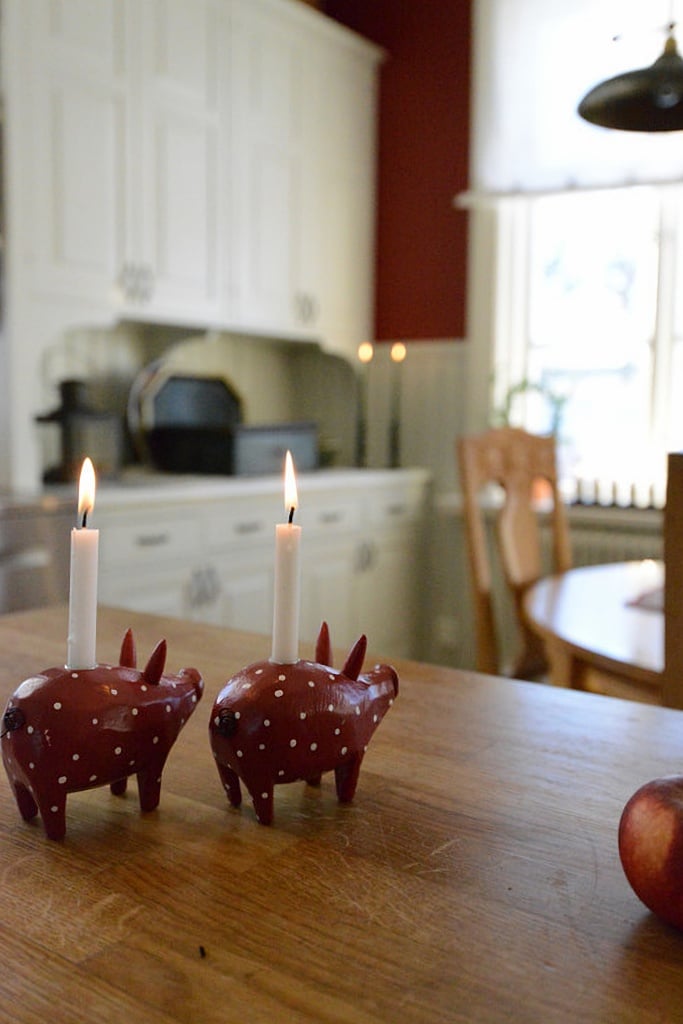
[578,33,683,132]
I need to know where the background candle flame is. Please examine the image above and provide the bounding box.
[77,457,96,522]
[284,450,298,513]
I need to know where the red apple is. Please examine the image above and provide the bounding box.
[618,776,683,930]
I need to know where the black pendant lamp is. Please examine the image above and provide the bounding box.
[578,28,683,131]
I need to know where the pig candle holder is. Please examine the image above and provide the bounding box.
[209,622,399,825]
[1,630,203,840]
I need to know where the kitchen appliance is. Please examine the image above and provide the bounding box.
[36,379,125,483]
[128,363,318,475]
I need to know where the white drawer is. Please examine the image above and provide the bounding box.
[99,515,199,568]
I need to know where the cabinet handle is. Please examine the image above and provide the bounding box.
[134,532,171,548]
[234,521,265,535]
[386,503,407,518]
[355,541,374,572]
[319,511,344,526]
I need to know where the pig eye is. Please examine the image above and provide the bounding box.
[216,709,238,738]
[1,707,26,736]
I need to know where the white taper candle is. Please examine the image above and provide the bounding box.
[271,451,301,664]
[66,457,99,670]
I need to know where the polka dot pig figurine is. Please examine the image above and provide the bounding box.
[1,629,203,840]
[209,622,399,825]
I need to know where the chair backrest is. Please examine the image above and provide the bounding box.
[664,451,683,708]
[457,426,572,678]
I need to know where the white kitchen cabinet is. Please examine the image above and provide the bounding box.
[22,0,225,325]
[95,470,430,661]
[230,0,382,356]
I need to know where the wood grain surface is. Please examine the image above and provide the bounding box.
[1,605,683,1023]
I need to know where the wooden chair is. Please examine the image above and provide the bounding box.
[663,451,683,709]
[457,426,572,679]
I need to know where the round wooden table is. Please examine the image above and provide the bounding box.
[523,560,664,697]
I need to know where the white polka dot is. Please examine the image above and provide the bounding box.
[58,775,67,784]
[264,719,271,727]
[165,705,172,713]
[131,708,139,716]
[71,754,79,761]
[289,738,297,748]
[299,711,307,720]
[255,668,263,675]
[278,769,285,776]
[110,688,118,696]
[373,714,378,723]
[89,774,97,782]
[341,746,348,755]
[92,717,98,725]
[328,674,335,681]
[274,689,284,698]
[355,706,361,716]
[71,673,78,679]
[114,746,122,755]
[278,674,286,682]
[236,750,243,758]
[141,684,147,692]
[327,704,334,711]
[334,728,341,736]
[153,736,159,744]
[27,726,34,735]
[261,792,268,799]
[243,681,252,690]
[234,711,241,719]
[129,760,135,766]
[308,680,315,688]
[53,702,62,710]
[50,805,59,813]
[389,699,394,706]
[29,762,35,770]
[310,742,318,751]
[259,743,265,750]
[191,694,197,703]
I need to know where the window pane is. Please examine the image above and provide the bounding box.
[526,189,659,487]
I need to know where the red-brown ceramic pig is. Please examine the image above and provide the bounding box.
[209,622,398,825]
[1,629,203,839]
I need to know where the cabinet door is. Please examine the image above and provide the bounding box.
[316,43,379,356]
[231,1,321,339]
[209,551,274,637]
[300,537,357,650]
[354,529,423,660]
[133,0,225,323]
[26,0,129,304]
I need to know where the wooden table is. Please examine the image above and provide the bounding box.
[2,604,683,1022]
[524,560,664,701]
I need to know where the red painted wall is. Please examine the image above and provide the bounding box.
[324,1,471,341]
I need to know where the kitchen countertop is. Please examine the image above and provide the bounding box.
[0,466,431,515]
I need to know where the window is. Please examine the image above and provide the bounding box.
[491,185,683,505]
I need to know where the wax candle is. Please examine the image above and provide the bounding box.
[66,457,99,670]
[271,451,302,664]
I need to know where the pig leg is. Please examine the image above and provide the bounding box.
[12,780,38,822]
[32,786,67,841]
[250,786,274,826]
[135,755,169,813]
[306,773,322,787]
[110,778,128,797]
[216,761,242,808]
[334,753,364,803]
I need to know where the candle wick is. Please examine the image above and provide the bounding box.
[81,509,88,529]
[288,506,295,525]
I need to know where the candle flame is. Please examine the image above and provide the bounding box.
[284,450,298,514]
[357,341,374,365]
[78,457,96,524]
[391,342,407,364]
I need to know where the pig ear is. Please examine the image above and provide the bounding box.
[120,628,137,668]
[143,639,167,685]
[315,621,332,667]
[341,634,367,681]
